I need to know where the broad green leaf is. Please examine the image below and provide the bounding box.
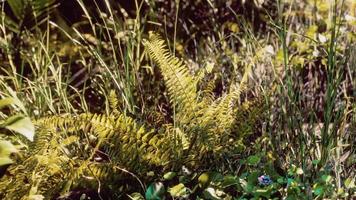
[0,140,17,156]
[246,171,259,186]
[247,155,261,165]
[168,183,187,197]
[287,178,298,187]
[198,172,211,188]
[145,182,165,200]
[2,115,34,141]
[0,140,17,166]
[163,172,176,180]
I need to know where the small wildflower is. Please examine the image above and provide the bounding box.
[258,175,272,186]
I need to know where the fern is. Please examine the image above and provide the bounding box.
[144,32,253,155]
[0,111,177,199]
[143,32,200,125]
[0,33,265,199]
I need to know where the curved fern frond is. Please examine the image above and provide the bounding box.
[143,33,258,158]
[0,112,180,199]
[143,32,199,123]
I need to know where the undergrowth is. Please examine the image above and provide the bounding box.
[0,0,355,199]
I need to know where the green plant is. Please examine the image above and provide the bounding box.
[0,32,264,199]
[1,1,352,198]
[265,0,354,199]
[1,0,57,33]
[0,96,34,173]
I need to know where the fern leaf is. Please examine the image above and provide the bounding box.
[143,32,198,122]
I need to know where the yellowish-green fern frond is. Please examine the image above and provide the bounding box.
[200,80,216,104]
[206,63,252,126]
[143,33,257,159]
[192,64,252,151]
[0,112,180,199]
[143,32,199,123]
[108,90,120,116]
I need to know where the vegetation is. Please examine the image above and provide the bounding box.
[0,0,355,199]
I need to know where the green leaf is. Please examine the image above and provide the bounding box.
[0,140,17,156]
[145,182,165,200]
[221,175,239,188]
[0,140,17,166]
[175,128,189,150]
[277,177,285,184]
[313,184,324,196]
[247,155,261,165]
[321,175,332,183]
[1,115,34,141]
[312,160,320,165]
[209,172,224,183]
[255,188,271,199]
[247,171,259,185]
[344,178,355,189]
[168,183,187,197]
[255,189,268,193]
[198,172,211,188]
[163,172,176,180]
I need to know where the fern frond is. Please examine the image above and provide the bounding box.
[0,112,180,199]
[195,64,252,148]
[143,32,199,123]
[200,79,216,104]
[108,90,120,116]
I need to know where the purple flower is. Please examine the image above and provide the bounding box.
[258,175,272,186]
